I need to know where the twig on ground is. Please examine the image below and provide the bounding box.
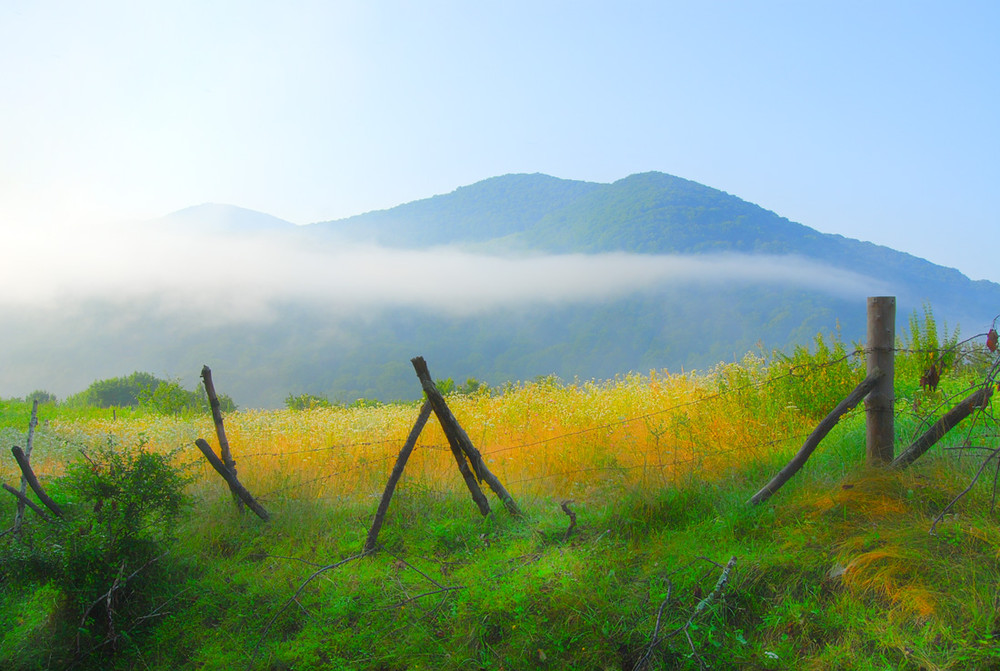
[632,556,737,671]
[248,553,364,671]
[930,448,1000,535]
[376,585,467,611]
[561,500,577,540]
[631,582,674,671]
[380,549,447,589]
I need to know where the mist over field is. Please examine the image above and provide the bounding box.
[0,217,890,406]
[0,222,881,323]
[2,170,995,408]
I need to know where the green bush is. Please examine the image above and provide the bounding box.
[60,438,189,589]
[285,392,332,410]
[768,331,863,420]
[897,304,961,384]
[139,379,237,415]
[65,371,164,408]
[0,436,192,665]
[64,372,236,415]
[24,389,58,406]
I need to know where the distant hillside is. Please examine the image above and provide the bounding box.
[2,172,997,408]
[313,172,1000,329]
[316,173,602,247]
[162,203,297,235]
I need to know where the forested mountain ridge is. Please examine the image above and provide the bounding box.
[314,173,603,247]
[313,171,950,275]
[4,172,998,408]
[314,171,997,323]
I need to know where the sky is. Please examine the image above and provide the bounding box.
[2,1,998,283]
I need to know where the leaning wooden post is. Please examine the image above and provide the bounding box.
[409,361,491,516]
[866,296,896,465]
[891,385,994,469]
[194,439,269,521]
[13,400,39,532]
[411,357,522,518]
[201,365,242,512]
[11,446,63,519]
[749,370,882,506]
[3,483,56,524]
[363,401,433,554]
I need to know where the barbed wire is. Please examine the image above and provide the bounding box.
[4,337,997,504]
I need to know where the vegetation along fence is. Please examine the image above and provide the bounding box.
[3,295,999,668]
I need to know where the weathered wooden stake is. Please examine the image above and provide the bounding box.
[11,446,63,518]
[194,438,270,521]
[448,438,493,516]
[3,483,56,524]
[13,400,39,532]
[891,385,995,469]
[866,296,896,465]
[560,500,577,540]
[749,370,883,506]
[363,401,433,554]
[201,365,243,512]
[410,359,492,516]
[411,356,521,517]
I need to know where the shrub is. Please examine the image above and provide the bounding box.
[25,390,58,405]
[0,436,192,663]
[65,371,165,408]
[897,304,961,384]
[285,392,332,410]
[769,331,863,420]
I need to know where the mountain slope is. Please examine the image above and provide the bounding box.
[316,173,602,247]
[161,203,297,235]
[3,172,997,408]
[310,171,1000,329]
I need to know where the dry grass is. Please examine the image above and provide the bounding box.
[13,367,815,507]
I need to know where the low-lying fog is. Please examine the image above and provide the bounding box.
[1,222,882,324]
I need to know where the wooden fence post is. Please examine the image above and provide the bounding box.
[363,401,433,554]
[866,296,896,465]
[194,439,270,521]
[891,385,994,469]
[11,446,63,519]
[13,399,39,532]
[410,359,491,517]
[748,369,883,506]
[411,356,521,517]
[201,366,243,513]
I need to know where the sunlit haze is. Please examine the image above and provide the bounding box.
[2,1,997,282]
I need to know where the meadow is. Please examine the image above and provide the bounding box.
[2,325,1000,670]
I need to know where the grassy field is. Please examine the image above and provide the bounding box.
[2,336,999,670]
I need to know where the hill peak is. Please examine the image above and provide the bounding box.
[161,203,296,234]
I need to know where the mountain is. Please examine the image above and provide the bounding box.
[161,203,297,235]
[2,172,997,409]
[313,172,998,328]
[314,173,602,247]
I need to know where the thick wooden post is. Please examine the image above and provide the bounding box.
[866,296,896,465]
[11,446,63,518]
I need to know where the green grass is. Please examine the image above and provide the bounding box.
[4,433,1000,670]
[3,326,999,670]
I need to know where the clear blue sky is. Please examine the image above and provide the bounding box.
[2,1,998,282]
